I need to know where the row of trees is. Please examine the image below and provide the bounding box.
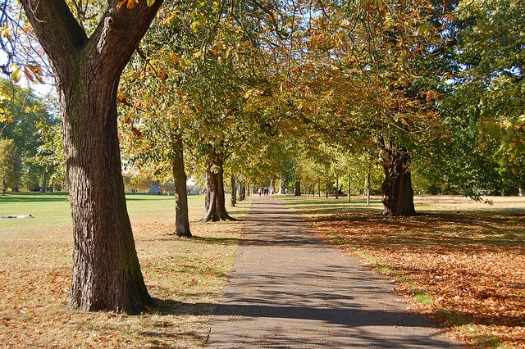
[1,0,523,314]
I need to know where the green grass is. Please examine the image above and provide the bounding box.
[0,192,247,231]
[0,192,251,348]
[0,192,72,230]
[412,289,434,306]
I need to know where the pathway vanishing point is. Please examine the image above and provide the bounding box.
[206,196,463,348]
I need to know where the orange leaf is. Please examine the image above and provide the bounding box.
[127,0,138,9]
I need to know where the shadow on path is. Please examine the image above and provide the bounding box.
[206,196,463,348]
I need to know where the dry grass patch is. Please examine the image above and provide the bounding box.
[280,195,525,349]
[0,193,250,348]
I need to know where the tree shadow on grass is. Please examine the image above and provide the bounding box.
[193,235,241,246]
[311,211,525,249]
[0,193,69,203]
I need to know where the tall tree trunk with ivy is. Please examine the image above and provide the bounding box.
[21,0,162,313]
[379,140,416,216]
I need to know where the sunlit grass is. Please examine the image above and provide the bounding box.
[0,192,251,348]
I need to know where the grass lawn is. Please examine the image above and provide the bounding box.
[2,192,524,348]
[0,192,251,348]
[277,194,525,349]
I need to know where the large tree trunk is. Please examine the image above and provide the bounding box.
[21,0,162,314]
[203,155,234,222]
[65,78,152,313]
[172,133,191,237]
[379,141,416,216]
[294,179,301,196]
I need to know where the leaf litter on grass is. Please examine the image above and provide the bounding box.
[0,195,250,348]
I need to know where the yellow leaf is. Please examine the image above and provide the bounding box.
[11,68,21,83]
[244,89,253,99]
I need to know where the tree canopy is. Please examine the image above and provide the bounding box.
[0,0,523,312]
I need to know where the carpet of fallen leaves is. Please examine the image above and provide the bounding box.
[305,198,525,349]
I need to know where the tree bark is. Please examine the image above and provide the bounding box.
[366,163,371,205]
[294,179,301,196]
[379,140,416,216]
[239,183,246,201]
[40,168,47,193]
[347,171,351,202]
[335,172,339,199]
[230,175,237,207]
[172,133,191,237]
[20,0,162,314]
[203,153,234,222]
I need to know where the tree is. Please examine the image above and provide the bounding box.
[455,0,525,158]
[281,0,453,215]
[171,131,192,236]
[379,140,415,215]
[19,0,163,314]
[203,144,234,221]
[413,0,525,198]
[0,137,21,194]
[0,79,56,191]
[119,49,194,236]
[32,115,67,192]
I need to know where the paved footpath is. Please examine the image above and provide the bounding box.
[206,196,463,348]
